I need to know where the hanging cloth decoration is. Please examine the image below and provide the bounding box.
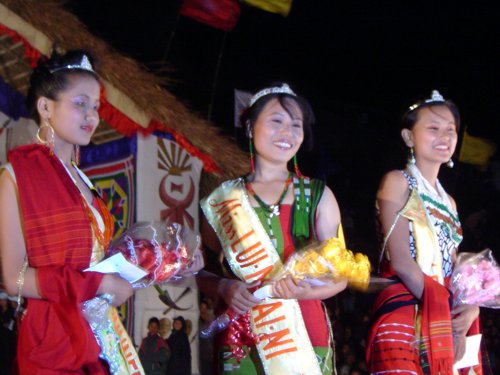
[242,0,293,17]
[180,0,241,32]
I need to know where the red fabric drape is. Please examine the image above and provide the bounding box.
[10,145,108,374]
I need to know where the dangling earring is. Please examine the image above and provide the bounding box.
[293,154,303,177]
[36,119,55,153]
[246,122,255,174]
[73,145,81,166]
[408,146,416,165]
[248,138,255,174]
[447,158,454,168]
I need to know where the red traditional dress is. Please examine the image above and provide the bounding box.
[366,165,482,375]
[6,144,142,375]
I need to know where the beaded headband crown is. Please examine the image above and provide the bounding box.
[408,89,445,111]
[249,83,296,107]
[49,55,95,74]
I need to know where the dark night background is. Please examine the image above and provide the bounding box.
[65,1,500,371]
[66,0,500,262]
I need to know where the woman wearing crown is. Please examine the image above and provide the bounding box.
[365,91,482,374]
[198,83,347,374]
[0,50,143,374]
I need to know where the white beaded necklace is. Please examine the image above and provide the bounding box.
[407,163,454,212]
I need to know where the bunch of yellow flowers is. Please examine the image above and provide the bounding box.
[283,237,371,290]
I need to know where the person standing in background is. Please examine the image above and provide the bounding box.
[167,316,192,375]
[139,317,170,375]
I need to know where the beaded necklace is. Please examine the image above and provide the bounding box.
[244,173,293,247]
[60,159,114,251]
[84,196,114,251]
[407,163,453,210]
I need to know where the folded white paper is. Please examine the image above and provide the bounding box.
[84,253,148,283]
[253,284,273,300]
[453,333,482,370]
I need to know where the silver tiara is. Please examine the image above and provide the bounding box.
[249,83,296,107]
[49,55,94,74]
[425,90,445,103]
[409,89,445,111]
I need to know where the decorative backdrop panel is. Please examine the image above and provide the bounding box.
[135,133,203,374]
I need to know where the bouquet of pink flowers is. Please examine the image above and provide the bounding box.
[450,249,500,308]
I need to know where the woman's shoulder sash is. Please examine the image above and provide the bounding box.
[201,178,282,283]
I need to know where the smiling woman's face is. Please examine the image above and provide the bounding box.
[252,98,304,166]
[404,105,458,166]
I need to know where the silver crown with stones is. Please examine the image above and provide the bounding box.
[249,83,296,107]
[49,55,94,74]
[409,89,445,111]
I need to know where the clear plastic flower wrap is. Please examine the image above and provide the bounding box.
[81,294,127,374]
[105,220,200,288]
[450,249,500,309]
[200,237,371,348]
[83,220,200,375]
[267,237,371,292]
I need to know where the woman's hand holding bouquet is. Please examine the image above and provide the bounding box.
[449,249,499,364]
[82,220,202,374]
[103,221,202,288]
[255,237,371,299]
[450,249,500,309]
[200,237,371,361]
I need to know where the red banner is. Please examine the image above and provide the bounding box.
[180,0,241,32]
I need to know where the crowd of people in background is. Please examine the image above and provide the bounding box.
[136,290,500,375]
[2,277,499,375]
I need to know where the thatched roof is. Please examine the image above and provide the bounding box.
[0,0,248,196]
